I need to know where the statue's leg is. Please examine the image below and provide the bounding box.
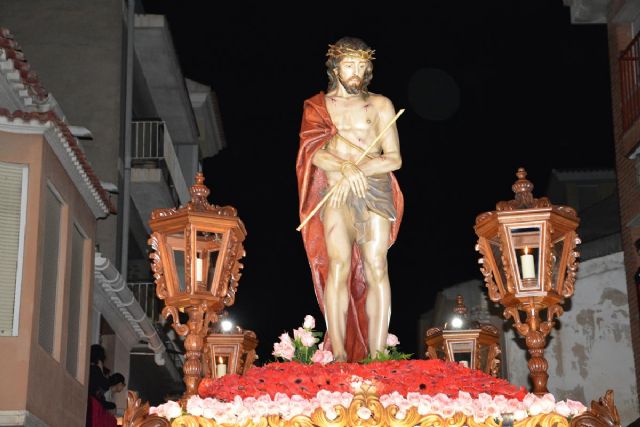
[322,205,355,362]
[360,213,391,357]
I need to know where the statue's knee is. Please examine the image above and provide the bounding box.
[365,258,388,280]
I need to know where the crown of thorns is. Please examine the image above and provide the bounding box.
[326,44,375,61]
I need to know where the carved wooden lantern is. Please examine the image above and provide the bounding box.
[425,295,501,377]
[148,172,246,399]
[203,329,258,379]
[474,168,580,395]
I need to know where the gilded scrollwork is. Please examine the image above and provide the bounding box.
[162,306,189,336]
[123,391,170,427]
[571,390,620,427]
[539,304,563,337]
[562,234,580,298]
[124,388,621,427]
[148,233,169,300]
[504,306,530,337]
[543,224,554,293]
[476,241,501,303]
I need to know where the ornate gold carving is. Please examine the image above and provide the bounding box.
[162,306,189,336]
[480,324,499,335]
[562,235,581,298]
[426,327,442,337]
[496,168,551,211]
[487,343,501,377]
[514,413,569,427]
[476,241,501,303]
[123,391,170,427]
[185,227,192,293]
[125,387,622,427]
[149,233,169,300]
[571,390,621,427]
[504,307,529,336]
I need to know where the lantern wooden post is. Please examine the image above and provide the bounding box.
[474,168,580,395]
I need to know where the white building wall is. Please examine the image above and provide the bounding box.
[504,252,639,425]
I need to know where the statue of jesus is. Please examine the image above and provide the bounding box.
[296,36,404,362]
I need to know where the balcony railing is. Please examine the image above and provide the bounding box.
[620,32,640,131]
[128,282,163,324]
[131,119,190,204]
[129,281,184,370]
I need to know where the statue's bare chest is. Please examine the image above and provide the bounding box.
[325,96,378,132]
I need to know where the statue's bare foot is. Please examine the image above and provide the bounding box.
[333,353,347,362]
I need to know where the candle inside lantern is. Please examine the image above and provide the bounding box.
[196,258,203,282]
[520,247,536,279]
[459,360,469,368]
[216,356,227,377]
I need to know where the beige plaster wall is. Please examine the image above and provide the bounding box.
[0,130,44,412]
[0,129,97,426]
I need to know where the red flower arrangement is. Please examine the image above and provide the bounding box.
[198,359,527,402]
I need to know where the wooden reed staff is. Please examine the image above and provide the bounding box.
[296,109,405,231]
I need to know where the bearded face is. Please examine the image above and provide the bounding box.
[335,57,370,95]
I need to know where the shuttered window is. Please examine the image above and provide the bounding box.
[0,162,28,336]
[66,223,87,377]
[38,184,64,353]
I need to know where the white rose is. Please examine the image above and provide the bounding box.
[303,315,316,329]
[386,333,400,347]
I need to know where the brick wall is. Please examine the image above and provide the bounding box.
[608,15,640,402]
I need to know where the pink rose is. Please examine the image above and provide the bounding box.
[272,333,295,360]
[311,349,334,365]
[566,399,587,416]
[294,327,317,347]
[162,401,183,419]
[386,333,400,347]
[303,315,316,329]
[554,401,572,417]
[186,396,204,416]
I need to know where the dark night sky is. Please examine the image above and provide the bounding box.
[141,1,614,359]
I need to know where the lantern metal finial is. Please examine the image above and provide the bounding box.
[190,172,211,207]
[453,295,468,316]
[496,167,550,211]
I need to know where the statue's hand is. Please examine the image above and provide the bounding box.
[330,179,351,208]
[341,161,367,199]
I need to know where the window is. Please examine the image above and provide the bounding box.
[0,162,28,336]
[38,184,64,354]
[66,223,87,378]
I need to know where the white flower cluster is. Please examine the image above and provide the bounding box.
[150,390,587,424]
[150,391,354,424]
[379,391,587,423]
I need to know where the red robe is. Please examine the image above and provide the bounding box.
[296,92,404,362]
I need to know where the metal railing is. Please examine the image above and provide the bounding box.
[620,32,640,131]
[128,282,163,324]
[128,281,185,370]
[131,119,190,204]
[132,120,165,162]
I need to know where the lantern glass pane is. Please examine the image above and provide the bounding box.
[172,249,186,292]
[478,344,489,373]
[489,238,507,287]
[551,236,565,293]
[450,341,473,368]
[207,250,220,292]
[195,230,223,292]
[510,226,541,289]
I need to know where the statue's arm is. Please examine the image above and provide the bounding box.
[359,96,402,177]
[311,144,344,172]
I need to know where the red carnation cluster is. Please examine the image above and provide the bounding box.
[198,359,527,402]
